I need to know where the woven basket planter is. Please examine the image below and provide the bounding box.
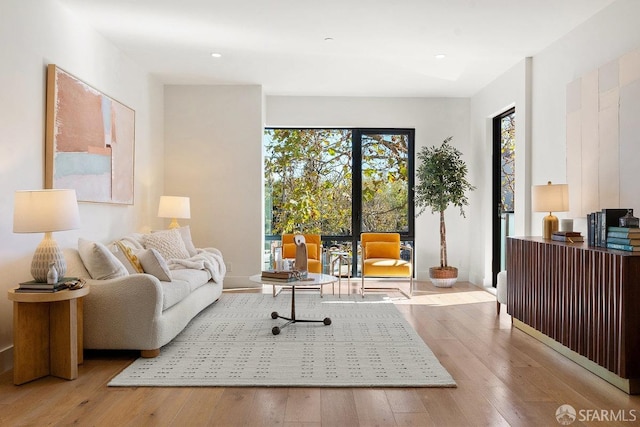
[429,266,458,288]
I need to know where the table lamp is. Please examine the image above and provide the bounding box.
[13,189,81,282]
[532,181,569,239]
[157,196,190,229]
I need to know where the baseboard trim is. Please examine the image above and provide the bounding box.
[223,276,261,289]
[513,318,638,394]
[0,345,13,375]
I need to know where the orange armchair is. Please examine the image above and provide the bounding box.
[360,232,413,298]
[281,234,323,274]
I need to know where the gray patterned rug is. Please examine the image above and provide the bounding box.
[108,293,456,387]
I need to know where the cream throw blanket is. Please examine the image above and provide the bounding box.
[167,248,226,284]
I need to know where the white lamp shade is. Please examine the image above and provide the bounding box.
[157,196,191,219]
[13,189,81,233]
[13,189,80,282]
[532,182,569,213]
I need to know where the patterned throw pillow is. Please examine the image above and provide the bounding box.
[142,229,190,260]
[137,248,172,281]
[78,238,129,280]
[111,240,144,274]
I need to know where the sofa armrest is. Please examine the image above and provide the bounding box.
[83,273,165,350]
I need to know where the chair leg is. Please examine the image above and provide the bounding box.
[496,301,501,315]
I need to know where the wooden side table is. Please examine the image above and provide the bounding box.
[7,286,89,385]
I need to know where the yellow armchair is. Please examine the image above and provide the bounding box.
[360,232,413,298]
[281,234,322,274]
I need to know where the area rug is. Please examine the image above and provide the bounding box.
[108,293,456,388]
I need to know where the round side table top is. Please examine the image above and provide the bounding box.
[8,286,90,303]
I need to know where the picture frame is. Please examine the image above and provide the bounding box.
[45,64,135,204]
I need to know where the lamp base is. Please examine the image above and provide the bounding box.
[30,232,67,282]
[168,218,181,229]
[542,214,559,239]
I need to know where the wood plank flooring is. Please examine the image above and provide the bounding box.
[1,280,639,426]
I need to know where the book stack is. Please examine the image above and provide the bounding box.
[16,277,76,293]
[551,231,583,243]
[261,270,304,282]
[605,227,640,252]
[587,208,633,247]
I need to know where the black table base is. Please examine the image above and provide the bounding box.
[270,284,331,335]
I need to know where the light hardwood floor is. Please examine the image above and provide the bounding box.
[1,281,639,426]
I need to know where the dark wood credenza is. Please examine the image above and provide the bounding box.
[506,236,640,394]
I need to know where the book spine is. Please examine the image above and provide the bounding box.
[606,237,640,245]
[607,226,640,233]
[551,235,583,242]
[606,243,640,251]
[600,212,608,247]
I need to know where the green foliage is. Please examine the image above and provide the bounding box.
[500,112,516,211]
[264,129,409,235]
[415,136,475,267]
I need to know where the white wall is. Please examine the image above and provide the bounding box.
[530,0,640,231]
[267,96,471,282]
[468,0,640,287]
[468,59,532,286]
[0,0,164,372]
[164,85,264,288]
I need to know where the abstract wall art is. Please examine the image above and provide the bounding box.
[45,64,135,204]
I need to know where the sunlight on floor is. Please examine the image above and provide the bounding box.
[394,290,496,306]
[228,282,497,308]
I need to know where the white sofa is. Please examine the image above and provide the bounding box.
[64,227,225,357]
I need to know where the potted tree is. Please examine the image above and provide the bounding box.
[415,136,475,287]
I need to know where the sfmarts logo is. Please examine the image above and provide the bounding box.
[556,405,638,424]
[556,405,577,425]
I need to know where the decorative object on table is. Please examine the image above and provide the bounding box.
[261,270,300,282]
[587,208,633,247]
[532,181,569,239]
[47,262,58,284]
[559,218,574,232]
[15,277,81,293]
[293,234,308,274]
[414,136,475,287]
[13,189,81,282]
[551,231,583,243]
[157,196,191,229]
[279,234,323,273]
[619,209,639,228]
[45,65,135,204]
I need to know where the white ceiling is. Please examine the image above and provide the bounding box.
[59,0,615,97]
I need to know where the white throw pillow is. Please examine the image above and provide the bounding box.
[137,248,172,281]
[177,226,198,257]
[143,229,190,260]
[78,238,129,280]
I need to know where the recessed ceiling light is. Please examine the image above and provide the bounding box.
[211,52,222,58]
[435,54,446,59]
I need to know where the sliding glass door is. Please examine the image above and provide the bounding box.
[264,128,414,274]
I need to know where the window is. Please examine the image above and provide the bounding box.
[264,128,415,274]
